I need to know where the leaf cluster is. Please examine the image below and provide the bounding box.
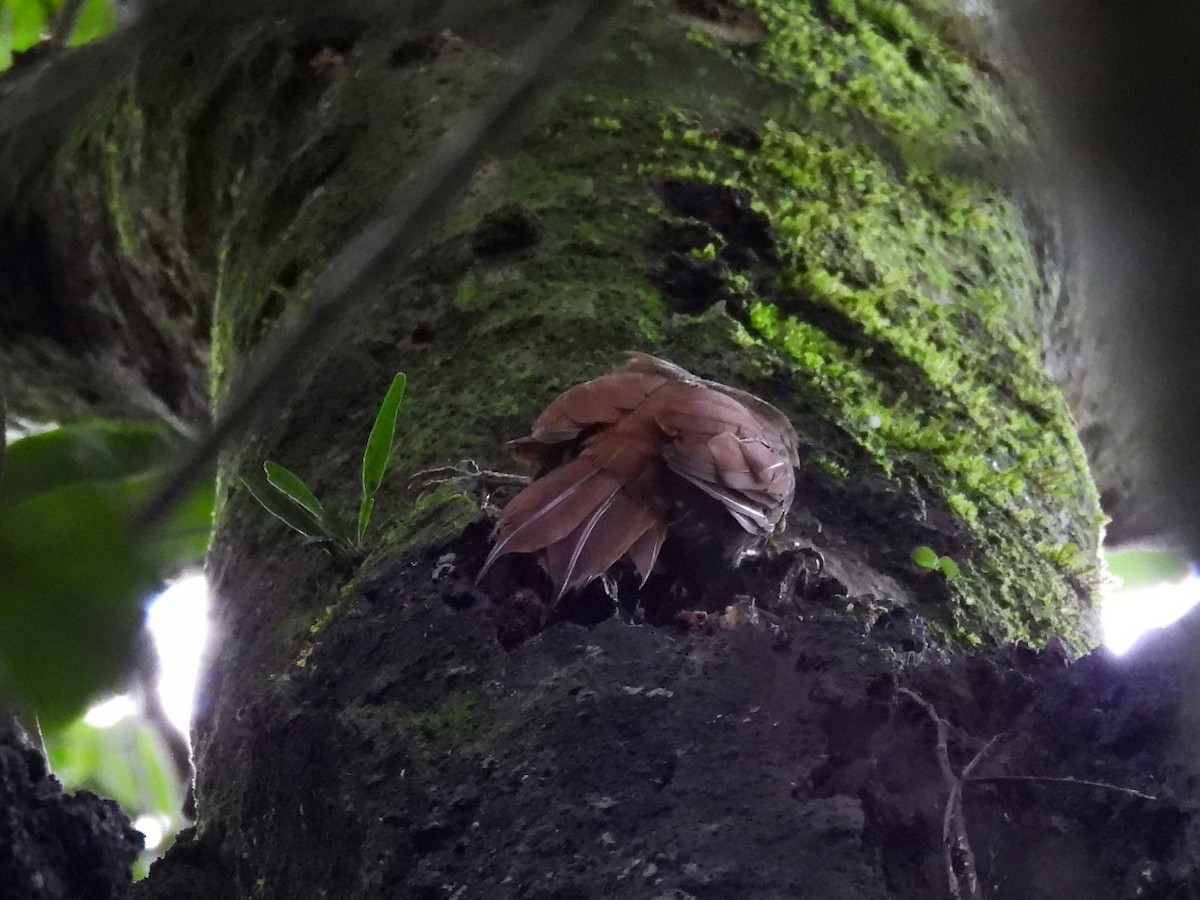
[910,543,961,580]
[1,0,116,70]
[0,421,213,725]
[245,373,407,555]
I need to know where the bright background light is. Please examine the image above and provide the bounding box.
[83,694,138,728]
[81,572,211,736]
[145,572,210,734]
[133,814,168,850]
[79,573,211,862]
[1102,567,1200,655]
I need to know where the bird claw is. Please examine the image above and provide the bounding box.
[777,546,826,609]
[600,572,620,605]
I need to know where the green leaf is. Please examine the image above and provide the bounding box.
[937,557,961,581]
[0,483,155,726]
[243,474,332,541]
[0,423,213,726]
[69,0,116,47]
[358,372,406,545]
[154,477,214,569]
[0,421,214,572]
[45,715,185,820]
[358,496,374,545]
[10,0,51,53]
[158,477,215,569]
[910,545,938,569]
[0,421,181,510]
[264,461,326,522]
[121,473,214,571]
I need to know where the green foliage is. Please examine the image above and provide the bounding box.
[0,484,152,725]
[265,460,326,522]
[1,0,46,66]
[0,421,177,507]
[910,544,961,581]
[46,712,186,877]
[937,556,961,580]
[358,372,406,546]
[46,714,183,824]
[910,545,938,569]
[243,467,333,541]
[145,474,214,572]
[70,0,115,47]
[248,373,407,552]
[0,422,213,725]
[0,0,117,70]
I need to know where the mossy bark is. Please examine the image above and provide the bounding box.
[0,1,1130,898]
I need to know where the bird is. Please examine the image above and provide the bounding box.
[478,353,802,601]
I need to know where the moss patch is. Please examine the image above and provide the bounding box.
[635,0,1102,645]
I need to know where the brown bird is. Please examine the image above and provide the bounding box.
[479,353,801,600]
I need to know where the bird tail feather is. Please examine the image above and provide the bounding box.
[479,455,668,595]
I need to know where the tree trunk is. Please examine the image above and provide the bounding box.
[3,1,1196,898]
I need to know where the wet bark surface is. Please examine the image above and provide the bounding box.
[129,533,1200,899]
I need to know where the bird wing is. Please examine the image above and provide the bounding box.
[654,384,796,534]
[529,371,668,444]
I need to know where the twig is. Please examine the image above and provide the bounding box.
[900,688,1163,900]
[408,459,530,490]
[899,688,1001,900]
[409,459,530,517]
[776,546,824,608]
[966,774,1158,802]
[133,0,624,532]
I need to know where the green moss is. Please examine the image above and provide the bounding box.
[591,115,623,134]
[378,484,482,559]
[99,101,146,254]
[308,603,337,635]
[290,597,347,669]
[812,453,851,480]
[636,0,1101,646]
[411,692,481,742]
[747,0,1019,154]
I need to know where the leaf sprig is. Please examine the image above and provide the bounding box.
[246,372,406,553]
